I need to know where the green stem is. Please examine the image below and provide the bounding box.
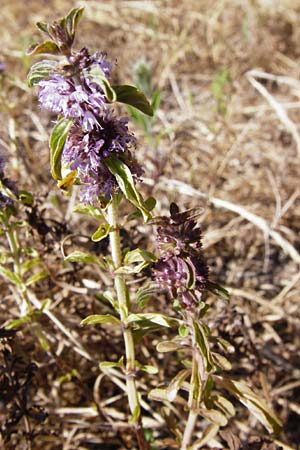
[6,226,32,314]
[181,408,198,450]
[181,313,202,450]
[107,195,148,450]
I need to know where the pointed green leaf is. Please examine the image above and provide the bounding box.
[84,65,116,102]
[73,203,106,220]
[6,316,31,329]
[207,281,230,300]
[105,156,151,221]
[65,6,84,38]
[215,376,282,434]
[27,41,60,56]
[124,248,157,265]
[136,283,158,308]
[212,352,232,371]
[216,337,235,354]
[156,340,185,353]
[114,264,148,274]
[193,321,215,372]
[151,89,161,114]
[91,224,111,242]
[140,365,158,374]
[199,407,228,426]
[193,424,219,448]
[36,21,49,34]
[178,323,189,337]
[129,404,141,423]
[81,314,120,326]
[49,118,73,180]
[18,190,34,206]
[27,60,57,87]
[21,257,42,275]
[148,388,169,402]
[167,369,190,402]
[126,313,171,328]
[100,357,124,371]
[0,265,23,287]
[25,270,48,286]
[212,394,235,418]
[113,85,153,116]
[65,251,101,265]
[184,258,196,290]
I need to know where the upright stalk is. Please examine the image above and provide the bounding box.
[5,224,32,315]
[107,195,148,450]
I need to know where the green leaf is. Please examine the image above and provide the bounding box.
[91,224,111,242]
[6,316,31,329]
[116,248,157,273]
[0,265,23,288]
[129,405,141,423]
[126,313,171,328]
[178,323,189,337]
[27,41,60,56]
[65,6,84,39]
[95,290,117,309]
[25,270,48,287]
[126,196,156,220]
[49,118,73,180]
[73,203,106,220]
[199,407,228,427]
[212,352,232,371]
[124,248,156,265]
[113,85,153,116]
[185,258,196,290]
[215,376,282,434]
[20,257,42,275]
[193,424,219,448]
[193,321,215,372]
[136,283,158,308]
[27,59,57,87]
[216,337,235,354]
[207,281,230,300]
[140,365,158,374]
[18,190,34,206]
[81,314,120,326]
[100,356,124,371]
[127,105,149,132]
[65,251,101,265]
[105,156,151,221]
[167,369,190,401]
[84,66,116,102]
[148,388,169,402]
[212,394,235,418]
[151,89,161,114]
[156,339,186,353]
[36,21,49,33]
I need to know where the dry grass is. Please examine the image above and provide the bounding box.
[0,0,300,449]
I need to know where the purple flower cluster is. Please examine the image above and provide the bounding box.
[37,48,140,203]
[153,203,209,308]
[62,111,139,201]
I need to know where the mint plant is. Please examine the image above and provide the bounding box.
[27,7,282,449]
[0,155,91,360]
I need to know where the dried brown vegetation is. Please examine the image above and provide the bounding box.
[0,1,300,449]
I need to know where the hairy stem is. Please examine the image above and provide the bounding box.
[181,408,198,450]
[107,195,148,450]
[6,226,32,314]
[181,313,203,450]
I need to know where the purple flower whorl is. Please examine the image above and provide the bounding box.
[153,203,209,309]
